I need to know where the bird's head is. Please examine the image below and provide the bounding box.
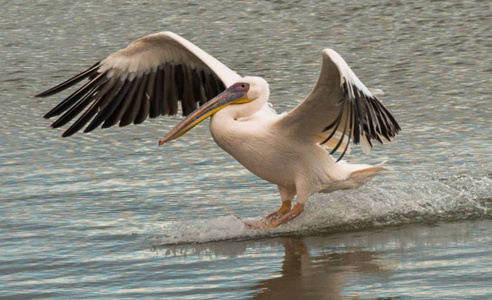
[242,76,269,102]
[158,76,268,145]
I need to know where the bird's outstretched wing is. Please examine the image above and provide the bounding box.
[37,31,241,137]
[276,49,400,161]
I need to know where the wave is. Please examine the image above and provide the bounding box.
[153,173,491,246]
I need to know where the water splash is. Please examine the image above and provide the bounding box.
[155,173,491,245]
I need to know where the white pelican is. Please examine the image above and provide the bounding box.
[38,32,400,228]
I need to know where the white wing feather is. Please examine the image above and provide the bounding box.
[99,32,241,86]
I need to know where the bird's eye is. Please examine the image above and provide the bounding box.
[233,82,249,92]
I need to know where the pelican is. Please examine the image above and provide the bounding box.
[37,31,400,228]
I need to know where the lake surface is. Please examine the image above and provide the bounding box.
[1,0,491,299]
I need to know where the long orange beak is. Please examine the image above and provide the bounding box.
[158,83,250,146]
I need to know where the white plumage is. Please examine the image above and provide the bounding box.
[38,31,400,228]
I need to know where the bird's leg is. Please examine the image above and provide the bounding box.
[264,200,292,221]
[244,200,291,229]
[245,202,304,229]
[244,186,298,229]
[267,203,304,228]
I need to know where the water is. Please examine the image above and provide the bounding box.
[1,0,491,298]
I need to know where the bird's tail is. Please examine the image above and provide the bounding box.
[320,162,387,193]
[349,163,387,184]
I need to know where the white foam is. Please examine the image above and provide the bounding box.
[154,173,491,246]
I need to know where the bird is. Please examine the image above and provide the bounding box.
[37,31,400,229]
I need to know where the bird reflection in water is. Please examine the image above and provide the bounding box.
[157,236,394,299]
[253,238,392,300]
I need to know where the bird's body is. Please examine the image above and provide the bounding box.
[38,32,400,228]
[210,91,382,204]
